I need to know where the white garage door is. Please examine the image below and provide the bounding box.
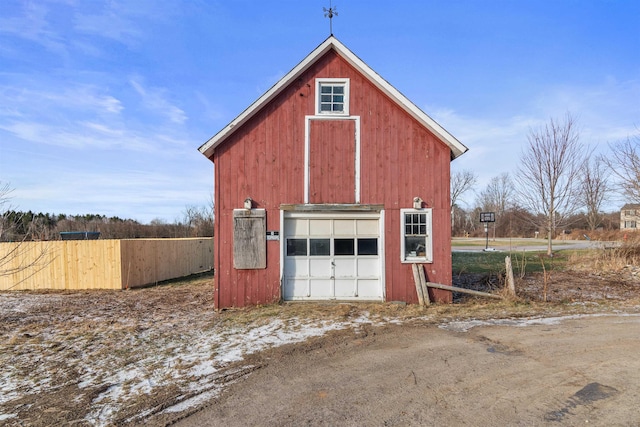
[283,212,383,301]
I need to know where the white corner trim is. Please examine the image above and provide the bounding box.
[279,208,285,298]
[379,209,386,300]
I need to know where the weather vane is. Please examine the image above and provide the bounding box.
[323,1,338,35]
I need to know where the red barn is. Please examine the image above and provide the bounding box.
[199,36,468,309]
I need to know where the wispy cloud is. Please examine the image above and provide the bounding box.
[0,2,67,54]
[130,78,187,125]
[430,108,539,170]
[0,82,143,150]
[429,76,640,203]
[0,83,123,116]
[73,1,182,47]
[194,91,225,122]
[0,120,153,152]
[0,0,175,58]
[531,78,640,143]
[0,77,195,151]
[434,77,639,156]
[13,167,211,220]
[73,3,144,47]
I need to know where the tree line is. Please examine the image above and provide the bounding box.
[0,207,213,242]
[451,113,640,254]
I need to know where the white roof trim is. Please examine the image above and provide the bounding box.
[199,36,468,160]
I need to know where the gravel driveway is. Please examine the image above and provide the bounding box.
[176,313,640,426]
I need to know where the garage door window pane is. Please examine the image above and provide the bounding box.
[357,238,378,255]
[334,238,355,255]
[286,239,307,256]
[310,239,330,256]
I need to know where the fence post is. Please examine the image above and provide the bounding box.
[505,256,516,298]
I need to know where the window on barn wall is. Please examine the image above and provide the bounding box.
[316,78,349,115]
[400,209,433,263]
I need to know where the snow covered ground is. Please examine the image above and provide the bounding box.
[0,284,394,426]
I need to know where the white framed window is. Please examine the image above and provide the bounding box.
[400,209,433,263]
[316,78,349,115]
[625,220,637,229]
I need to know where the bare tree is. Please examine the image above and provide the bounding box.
[476,173,514,216]
[451,169,478,208]
[451,205,476,236]
[603,131,640,204]
[0,182,50,285]
[476,173,515,237]
[515,113,584,255]
[0,182,12,241]
[580,154,610,230]
[450,169,477,230]
[182,204,214,237]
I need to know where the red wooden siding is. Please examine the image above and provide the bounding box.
[211,49,453,308]
[309,119,356,204]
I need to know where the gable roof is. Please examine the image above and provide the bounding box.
[198,36,468,160]
[621,204,640,210]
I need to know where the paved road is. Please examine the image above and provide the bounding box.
[452,237,614,252]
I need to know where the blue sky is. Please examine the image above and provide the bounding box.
[1,0,638,222]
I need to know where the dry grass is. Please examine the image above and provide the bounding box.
[569,236,640,272]
[564,229,637,242]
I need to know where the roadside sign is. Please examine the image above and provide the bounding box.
[480,212,495,223]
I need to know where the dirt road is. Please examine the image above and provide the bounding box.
[176,314,640,426]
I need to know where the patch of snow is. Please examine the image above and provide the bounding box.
[0,374,20,405]
[161,386,224,414]
[0,413,17,421]
[77,314,381,426]
[81,356,182,426]
[438,313,639,332]
[350,312,384,325]
[189,360,218,377]
[0,371,49,406]
[0,294,46,313]
[209,318,345,365]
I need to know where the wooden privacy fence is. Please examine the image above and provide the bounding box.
[0,238,213,291]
